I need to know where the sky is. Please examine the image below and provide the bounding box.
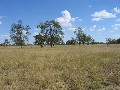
[0,0,120,44]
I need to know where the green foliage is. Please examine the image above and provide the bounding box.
[10,20,30,48]
[3,39,10,46]
[36,20,64,47]
[66,37,76,45]
[106,38,120,45]
[74,27,94,45]
[116,38,120,44]
[74,27,83,45]
[85,35,92,45]
[34,34,45,47]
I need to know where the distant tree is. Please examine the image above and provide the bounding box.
[81,33,86,45]
[110,39,117,44]
[53,36,64,45]
[66,37,76,45]
[86,35,92,45]
[116,38,120,44]
[74,27,94,45]
[74,27,84,45]
[106,38,111,46]
[10,20,30,48]
[34,34,45,48]
[37,20,64,47]
[91,38,95,45]
[3,39,10,47]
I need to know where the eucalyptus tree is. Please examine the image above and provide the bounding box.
[91,38,95,45]
[86,35,92,45]
[66,37,76,45]
[117,38,120,44]
[74,27,84,45]
[81,33,86,45]
[3,39,10,47]
[10,20,31,48]
[34,34,45,48]
[36,20,64,47]
[106,38,111,46]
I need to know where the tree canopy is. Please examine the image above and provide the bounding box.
[10,20,31,48]
[34,20,64,47]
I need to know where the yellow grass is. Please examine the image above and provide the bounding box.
[0,45,120,90]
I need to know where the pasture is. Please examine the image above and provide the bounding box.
[0,45,120,90]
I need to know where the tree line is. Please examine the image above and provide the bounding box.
[1,20,120,48]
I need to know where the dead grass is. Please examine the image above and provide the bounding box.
[0,45,120,90]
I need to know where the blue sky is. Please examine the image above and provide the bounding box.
[0,0,120,44]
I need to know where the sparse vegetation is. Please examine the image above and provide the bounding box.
[0,45,120,90]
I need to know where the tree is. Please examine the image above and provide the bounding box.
[10,20,30,48]
[110,39,117,44]
[66,37,76,45]
[74,27,94,45]
[81,33,86,45]
[116,38,120,44]
[86,35,92,45]
[74,27,84,45]
[91,38,95,45]
[3,39,10,47]
[106,38,111,46]
[37,20,64,47]
[34,34,45,48]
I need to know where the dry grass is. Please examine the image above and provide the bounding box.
[0,45,120,90]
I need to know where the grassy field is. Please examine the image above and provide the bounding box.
[0,45,120,90]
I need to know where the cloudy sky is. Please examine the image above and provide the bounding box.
[0,0,120,43]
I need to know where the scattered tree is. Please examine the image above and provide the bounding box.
[3,39,10,47]
[10,20,31,48]
[86,35,92,45]
[36,20,64,47]
[91,38,95,45]
[34,34,45,48]
[66,37,76,45]
[106,38,111,46]
[74,27,83,45]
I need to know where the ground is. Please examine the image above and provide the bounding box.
[0,45,120,90]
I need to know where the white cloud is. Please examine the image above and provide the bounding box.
[78,19,83,21]
[33,32,39,36]
[34,28,39,31]
[56,10,78,27]
[82,28,86,31]
[0,35,9,37]
[88,5,92,8]
[0,34,10,39]
[109,30,115,33]
[97,27,105,32]
[68,27,76,31]
[0,16,6,25]
[71,17,79,22]
[112,24,120,30]
[115,35,120,37]
[116,19,120,22]
[0,16,3,25]
[89,25,96,31]
[22,30,27,34]
[0,16,3,19]
[113,7,120,13]
[92,18,102,21]
[91,10,116,21]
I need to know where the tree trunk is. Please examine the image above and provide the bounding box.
[50,43,52,47]
[40,45,43,48]
[21,44,22,48]
[50,39,53,48]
